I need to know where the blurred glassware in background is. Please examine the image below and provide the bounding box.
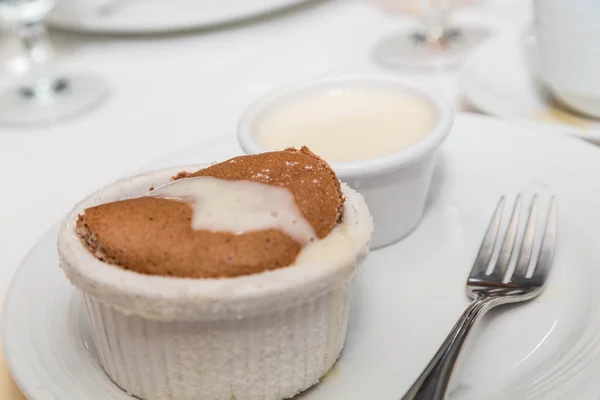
[0,0,108,125]
[373,0,488,71]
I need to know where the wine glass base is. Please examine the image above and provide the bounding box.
[374,26,489,72]
[0,73,109,126]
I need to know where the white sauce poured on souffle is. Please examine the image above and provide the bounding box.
[148,177,317,244]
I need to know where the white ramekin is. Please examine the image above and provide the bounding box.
[237,75,453,249]
[58,165,373,400]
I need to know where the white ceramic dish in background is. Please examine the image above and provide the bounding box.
[57,166,371,400]
[534,0,600,118]
[549,93,600,121]
[47,0,313,34]
[7,115,600,399]
[459,28,600,145]
[535,0,600,20]
[238,76,454,249]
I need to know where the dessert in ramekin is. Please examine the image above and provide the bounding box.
[58,147,373,400]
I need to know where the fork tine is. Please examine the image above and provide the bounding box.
[531,197,557,283]
[511,196,538,280]
[490,195,522,281]
[469,196,505,279]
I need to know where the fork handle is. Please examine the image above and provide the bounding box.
[401,296,493,400]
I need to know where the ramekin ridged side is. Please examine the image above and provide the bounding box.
[81,277,352,400]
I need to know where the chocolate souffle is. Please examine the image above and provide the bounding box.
[76,147,344,278]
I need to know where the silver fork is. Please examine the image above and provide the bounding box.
[402,195,557,400]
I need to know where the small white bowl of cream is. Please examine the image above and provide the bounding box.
[238,75,453,249]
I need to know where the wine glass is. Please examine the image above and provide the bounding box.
[373,0,489,71]
[0,0,108,125]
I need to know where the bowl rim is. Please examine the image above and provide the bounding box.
[238,74,454,179]
[58,165,372,321]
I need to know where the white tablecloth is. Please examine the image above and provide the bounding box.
[0,0,530,396]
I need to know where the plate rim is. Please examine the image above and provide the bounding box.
[47,0,316,35]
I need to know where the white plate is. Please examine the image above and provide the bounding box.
[459,28,600,145]
[5,115,600,399]
[48,0,313,34]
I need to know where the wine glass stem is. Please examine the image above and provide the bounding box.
[14,20,66,99]
[417,0,457,45]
